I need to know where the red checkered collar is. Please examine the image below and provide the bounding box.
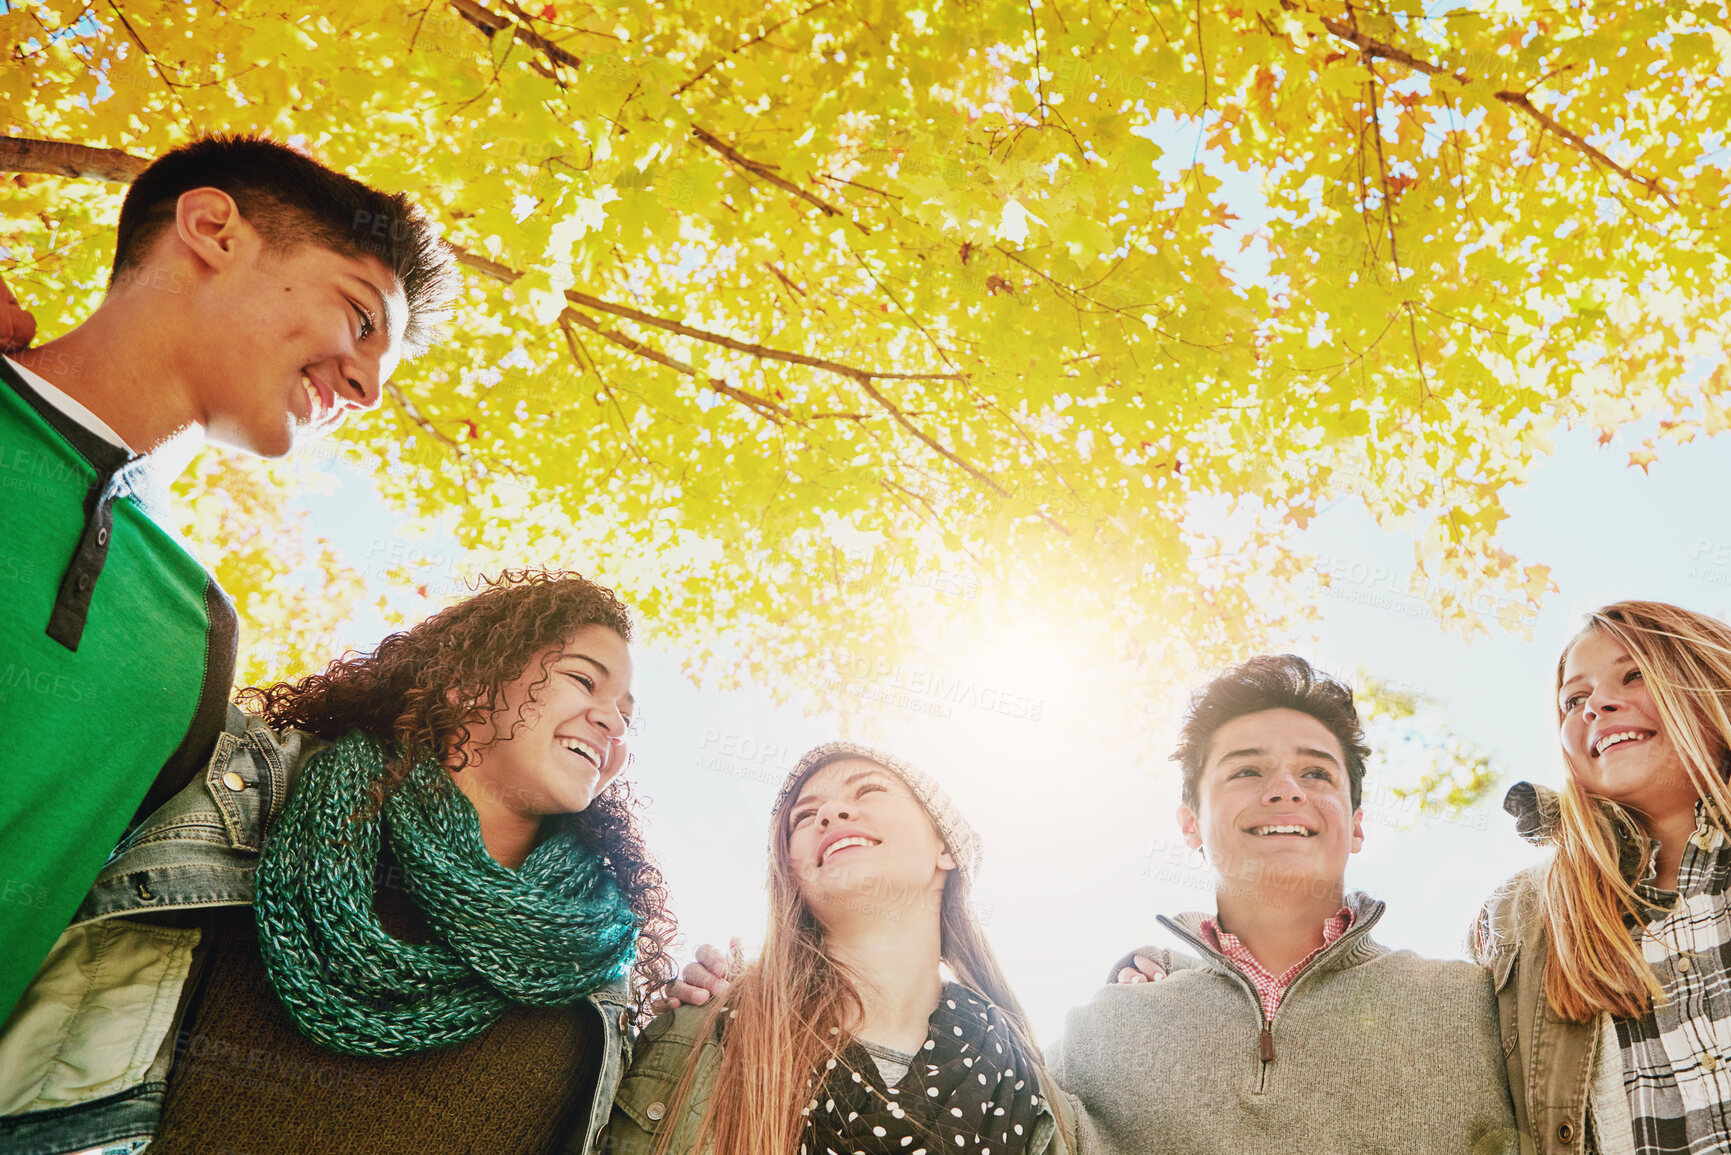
[1199,906,1355,1021]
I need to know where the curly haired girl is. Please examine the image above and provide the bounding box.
[0,569,674,1155]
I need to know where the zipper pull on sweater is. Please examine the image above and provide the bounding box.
[1259,1026,1274,1063]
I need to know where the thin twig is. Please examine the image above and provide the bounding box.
[102,0,192,123]
[558,283,967,382]
[448,0,582,71]
[1027,0,1048,124]
[851,376,1005,495]
[1308,6,1674,203]
[1195,0,1211,110]
[674,0,838,96]
[692,125,866,230]
[383,381,474,479]
[561,308,792,423]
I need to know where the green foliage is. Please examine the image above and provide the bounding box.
[6,2,1730,806]
[1358,674,1499,819]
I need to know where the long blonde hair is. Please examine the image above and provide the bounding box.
[654,758,1060,1155]
[1544,600,1731,1020]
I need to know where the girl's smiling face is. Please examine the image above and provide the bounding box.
[782,758,955,924]
[455,624,635,819]
[1558,628,1695,817]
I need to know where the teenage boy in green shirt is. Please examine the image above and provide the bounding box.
[0,136,456,1020]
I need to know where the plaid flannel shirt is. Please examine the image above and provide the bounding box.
[1200,906,1354,1021]
[1618,803,1731,1155]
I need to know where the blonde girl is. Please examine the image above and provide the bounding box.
[1478,600,1731,1155]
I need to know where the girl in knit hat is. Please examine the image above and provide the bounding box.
[604,741,1072,1155]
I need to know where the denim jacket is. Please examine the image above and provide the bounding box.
[0,706,632,1155]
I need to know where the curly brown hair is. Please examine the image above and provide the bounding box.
[239,568,676,1019]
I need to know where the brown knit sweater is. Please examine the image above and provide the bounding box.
[151,851,604,1155]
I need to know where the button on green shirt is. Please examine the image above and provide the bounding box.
[0,358,236,1021]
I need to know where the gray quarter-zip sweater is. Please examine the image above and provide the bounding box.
[1049,891,1521,1155]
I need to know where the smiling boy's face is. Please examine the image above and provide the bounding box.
[123,186,410,459]
[189,221,407,457]
[1178,707,1364,899]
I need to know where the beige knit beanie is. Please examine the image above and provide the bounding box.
[771,740,983,882]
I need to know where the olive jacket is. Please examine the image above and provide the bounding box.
[1473,782,1636,1155]
[603,1000,1073,1155]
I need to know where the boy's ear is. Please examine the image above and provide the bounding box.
[1350,807,1365,854]
[1178,804,1204,853]
[174,187,251,269]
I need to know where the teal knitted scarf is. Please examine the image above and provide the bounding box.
[254,731,638,1057]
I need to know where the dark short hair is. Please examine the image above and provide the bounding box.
[113,134,457,356]
[1173,654,1370,812]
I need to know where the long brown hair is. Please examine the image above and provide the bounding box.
[656,755,1062,1155]
[238,567,676,1019]
[1544,600,1731,1020]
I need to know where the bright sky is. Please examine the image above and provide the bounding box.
[286,409,1725,1044]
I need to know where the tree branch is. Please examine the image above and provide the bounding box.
[448,0,582,72]
[555,281,965,383]
[674,0,838,97]
[103,0,192,123]
[1306,6,1674,203]
[1194,0,1211,111]
[443,1,859,228]
[383,381,476,475]
[557,282,1000,485]
[851,376,1006,496]
[0,137,148,182]
[1028,0,1049,124]
[691,125,866,230]
[1489,90,1670,204]
[560,308,792,423]
[1365,62,1402,280]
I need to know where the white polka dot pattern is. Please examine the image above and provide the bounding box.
[798,984,1039,1155]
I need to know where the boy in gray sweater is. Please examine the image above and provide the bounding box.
[1048,654,1520,1154]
